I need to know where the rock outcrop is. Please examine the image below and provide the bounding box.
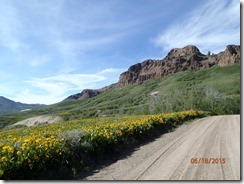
[66,83,116,100]
[65,44,240,100]
[216,45,241,66]
[118,45,240,87]
[66,89,102,100]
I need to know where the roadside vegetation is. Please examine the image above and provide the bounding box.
[0,110,209,179]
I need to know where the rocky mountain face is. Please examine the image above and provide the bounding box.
[66,44,240,100]
[216,45,241,66]
[66,84,116,100]
[66,89,102,100]
[0,96,44,115]
[118,45,240,87]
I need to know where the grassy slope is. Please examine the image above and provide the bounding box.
[0,97,44,115]
[0,63,240,128]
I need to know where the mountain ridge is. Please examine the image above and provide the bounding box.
[0,96,45,115]
[66,44,240,100]
[118,45,240,86]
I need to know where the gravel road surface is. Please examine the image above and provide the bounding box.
[85,115,240,180]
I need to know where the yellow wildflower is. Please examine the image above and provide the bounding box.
[2,145,14,154]
[12,138,17,142]
[1,156,7,162]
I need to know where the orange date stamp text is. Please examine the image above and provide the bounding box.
[190,158,226,164]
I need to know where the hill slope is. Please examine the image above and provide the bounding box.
[0,96,44,115]
[66,44,240,100]
[0,62,240,128]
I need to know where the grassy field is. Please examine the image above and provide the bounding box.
[0,63,240,128]
[0,110,209,179]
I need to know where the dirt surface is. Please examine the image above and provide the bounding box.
[84,115,240,180]
[12,115,63,127]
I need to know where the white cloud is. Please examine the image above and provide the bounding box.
[27,73,105,94]
[12,90,62,105]
[0,0,138,67]
[154,0,240,54]
[48,32,126,60]
[98,68,124,74]
[11,68,124,104]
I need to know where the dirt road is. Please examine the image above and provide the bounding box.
[85,115,240,180]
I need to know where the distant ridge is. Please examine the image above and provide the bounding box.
[66,45,240,100]
[118,45,240,86]
[66,84,116,100]
[0,96,45,115]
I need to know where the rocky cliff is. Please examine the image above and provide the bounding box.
[66,44,240,100]
[66,84,116,100]
[216,45,241,66]
[118,45,240,87]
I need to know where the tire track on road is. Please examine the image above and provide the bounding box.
[85,115,240,180]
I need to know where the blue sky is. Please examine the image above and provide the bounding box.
[0,0,240,105]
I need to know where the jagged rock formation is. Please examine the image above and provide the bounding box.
[216,45,241,66]
[118,45,240,87]
[66,84,116,100]
[65,44,240,100]
[66,89,102,100]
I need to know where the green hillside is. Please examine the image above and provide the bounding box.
[0,97,44,115]
[0,63,240,128]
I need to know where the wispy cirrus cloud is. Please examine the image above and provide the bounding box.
[154,0,240,54]
[0,0,139,66]
[0,0,143,104]
[3,0,239,105]
[0,1,28,51]
[11,68,124,104]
